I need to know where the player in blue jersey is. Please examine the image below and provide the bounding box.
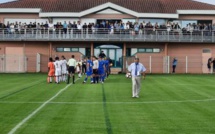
[98,56,106,83]
[104,57,110,79]
[83,56,94,84]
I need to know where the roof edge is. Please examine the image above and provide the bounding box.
[0,8,41,13]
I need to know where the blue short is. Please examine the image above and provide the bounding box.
[98,69,104,75]
[86,71,93,76]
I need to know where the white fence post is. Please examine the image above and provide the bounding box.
[149,56,152,73]
[36,53,41,72]
[167,56,170,74]
[186,56,188,74]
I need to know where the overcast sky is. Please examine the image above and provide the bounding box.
[0,0,215,5]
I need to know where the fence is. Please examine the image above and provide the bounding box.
[122,55,212,74]
[0,54,213,74]
[0,28,215,42]
[0,54,48,73]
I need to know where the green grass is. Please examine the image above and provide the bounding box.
[0,74,215,134]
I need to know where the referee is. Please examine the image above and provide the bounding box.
[67,55,76,84]
[128,58,146,98]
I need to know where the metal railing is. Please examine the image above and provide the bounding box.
[0,28,214,42]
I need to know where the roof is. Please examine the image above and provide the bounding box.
[0,0,215,13]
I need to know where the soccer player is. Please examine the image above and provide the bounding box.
[92,56,99,83]
[83,57,94,84]
[54,57,62,84]
[76,59,82,78]
[61,55,67,82]
[104,57,110,79]
[98,56,106,83]
[67,55,76,84]
[47,57,55,83]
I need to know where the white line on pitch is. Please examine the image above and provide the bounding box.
[7,79,78,134]
[1,98,215,105]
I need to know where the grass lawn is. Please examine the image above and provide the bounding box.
[0,73,215,134]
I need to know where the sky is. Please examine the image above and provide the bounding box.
[0,0,215,5]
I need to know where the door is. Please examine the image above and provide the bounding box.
[36,53,41,72]
[202,49,212,73]
[5,47,25,72]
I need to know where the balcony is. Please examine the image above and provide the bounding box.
[0,28,214,43]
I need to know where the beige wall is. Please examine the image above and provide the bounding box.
[0,13,40,22]
[1,41,215,73]
[179,15,215,24]
[82,14,135,19]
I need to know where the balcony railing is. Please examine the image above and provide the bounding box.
[0,28,214,42]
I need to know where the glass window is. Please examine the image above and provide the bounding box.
[138,49,146,52]
[56,48,63,52]
[146,49,153,53]
[139,19,166,25]
[64,48,70,52]
[153,48,160,53]
[72,48,79,52]
[203,49,211,53]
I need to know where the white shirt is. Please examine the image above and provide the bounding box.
[128,62,146,77]
[93,60,99,69]
[49,23,54,29]
[77,24,82,30]
[54,60,62,70]
[61,59,67,70]
[67,58,76,66]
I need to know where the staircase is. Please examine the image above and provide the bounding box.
[110,68,122,74]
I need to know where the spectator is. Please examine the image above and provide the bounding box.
[99,51,106,58]
[207,57,212,73]
[213,58,215,73]
[172,57,177,73]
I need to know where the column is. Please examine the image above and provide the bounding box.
[90,42,94,56]
[123,43,126,56]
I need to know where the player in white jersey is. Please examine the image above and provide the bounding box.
[61,56,67,82]
[54,56,62,84]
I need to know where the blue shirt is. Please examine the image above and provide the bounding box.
[98,60,105,71]
[128,63,146,77]
[105,60,109,68]
[63,23,68,29]
[173,59,177,66]
[87,60,93,72]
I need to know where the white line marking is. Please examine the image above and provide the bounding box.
[1,98,215,105]
[7,80,78,134]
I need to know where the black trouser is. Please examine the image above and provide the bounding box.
[172,65,176,73]
[93,69,99,83]
[82,64,86,74]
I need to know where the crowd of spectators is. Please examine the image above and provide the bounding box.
[0,20,214,39]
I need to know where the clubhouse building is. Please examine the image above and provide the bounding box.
[0,0,215,73]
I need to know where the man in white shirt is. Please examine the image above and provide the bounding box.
[128,58,146,98]
[92,56,99,83]
[67,55,76,84]
[54,57,62,84]
[61,55,67,82]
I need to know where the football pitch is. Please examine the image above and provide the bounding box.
[0,74,215,134]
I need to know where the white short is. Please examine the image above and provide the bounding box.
[62,69,67,74]
[55,69,62,76]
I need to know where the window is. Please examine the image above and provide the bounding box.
[203,49,211,53]
[138,48,160,53]
[56,47,79,52]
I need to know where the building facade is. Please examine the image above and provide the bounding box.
[0,0,215,73]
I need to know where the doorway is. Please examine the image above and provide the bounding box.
[94,45,122,67]
[202,48,212,73]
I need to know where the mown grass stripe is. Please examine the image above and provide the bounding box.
[0,80,44,100]
[102,84,113,134]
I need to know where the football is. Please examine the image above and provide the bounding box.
[125,73,132,78]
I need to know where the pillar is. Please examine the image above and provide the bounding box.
[49,42,52,57]
[164,43,168,56]
[123,43,126,56]
[90,42,94,56]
